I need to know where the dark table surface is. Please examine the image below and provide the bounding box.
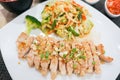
[0,0,120,80]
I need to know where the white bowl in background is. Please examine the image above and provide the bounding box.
[105,0,120,18]
[84,0,100,5]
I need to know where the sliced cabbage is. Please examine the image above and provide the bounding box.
[83,19,94,34]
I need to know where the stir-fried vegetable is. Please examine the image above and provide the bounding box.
[67,26,79,36]
[40,0,94,38]
[45,51,50,60]
[52,20,57,29]
[25,0,94,39]
[83,19,94,34]
[77,12,82,20]
[25,15,41,34]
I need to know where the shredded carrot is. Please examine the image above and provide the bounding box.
[48,30,54,34]
[55,1,68,6]
[66,20,72,27]
[64,7,70,12]
[82,14,86,20]
[51,5,54,11]
[55,25,59,28]
[72,1,83,8]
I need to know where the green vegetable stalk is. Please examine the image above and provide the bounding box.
[77,12,82,20]
[52,20,57,29]
[67,26,79,36]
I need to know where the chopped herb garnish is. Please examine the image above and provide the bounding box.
[79,55,86,60]
[73,63,77,69]
[45,51,49,60]
[40,53,44,59]
[72,48,77,53]
[60,43,64,47]
[69,48,77,59]
[63,54,67,58]
[92,61,96,65]
[68,31,72,39]
[69,52,74,59]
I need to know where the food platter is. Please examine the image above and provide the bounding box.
[0,0,120,80]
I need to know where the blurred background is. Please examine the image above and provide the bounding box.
[0,0,42,28]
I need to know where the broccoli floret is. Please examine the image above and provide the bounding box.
[25,15,41,34]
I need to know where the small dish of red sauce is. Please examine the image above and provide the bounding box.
[105,0,120,18]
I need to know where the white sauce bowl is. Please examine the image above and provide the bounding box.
[84,0,100,5]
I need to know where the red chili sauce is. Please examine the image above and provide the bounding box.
[107,0,120,15]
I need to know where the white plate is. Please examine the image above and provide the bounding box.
[0,0,120,80]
